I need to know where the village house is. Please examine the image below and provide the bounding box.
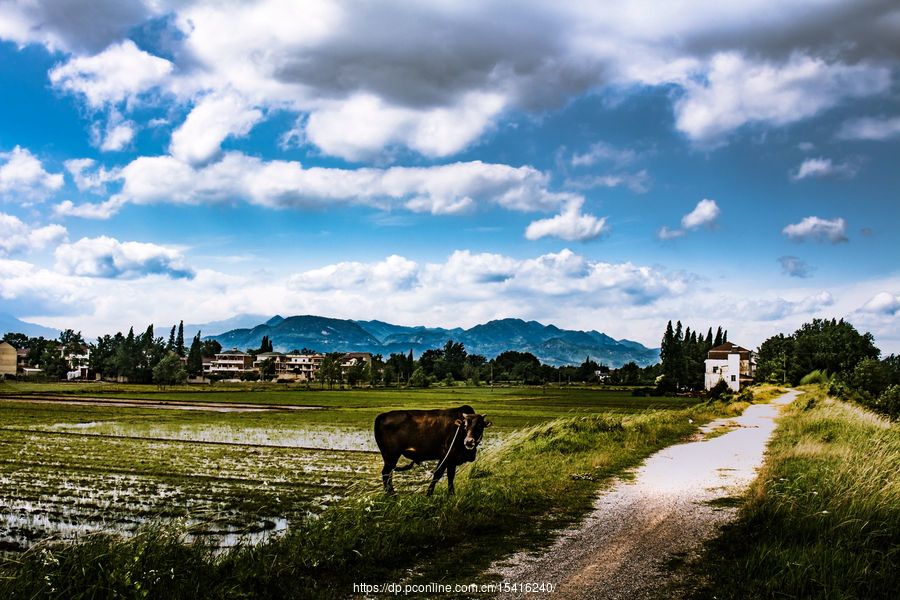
[0,341,16,377]
[704,342,756,391]
[278,353,325,380]
[209,349,255,376]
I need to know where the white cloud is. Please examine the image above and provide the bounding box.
[54,236,194,279]
[571,142,638,168]
[790,157,858,180]
[4,1,897,159]
[674,53,890,145]
[91,110,136,152]
[658,198,719,239]
[657,226,686,241]
[0,213,67,256]
[681,198,720,229]
[54,198,125,220]
[859,291,900,316]
[49,40,173,108]
[782,216,848,243]
[55,153,576,219]
[64,158,119,194]
[837,115,900,141]
[0,146,64,200]
[303,91,506,161]
[565,171,650,194]
[170,92,264,164]
[524,199,608,242]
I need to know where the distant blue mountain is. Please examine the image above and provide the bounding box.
[0,313,60,339]
[209,315,659,367]
[181,313,273,340]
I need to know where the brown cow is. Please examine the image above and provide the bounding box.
[374,404,492,495]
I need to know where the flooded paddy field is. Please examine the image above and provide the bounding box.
[0,384,693,552]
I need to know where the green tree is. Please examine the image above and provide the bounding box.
[187,332,204,378]
[1,332,29,348]
[153,353,187,389]
[175,321,185,357]
[258,357,277,380]
[409,366,429,388]
[851,358,889,397]
[756,334,793,383]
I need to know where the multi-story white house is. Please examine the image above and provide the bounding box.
[704,342,756,391]
[279,353,325,380]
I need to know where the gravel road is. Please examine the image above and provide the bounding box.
[489,389,798,599]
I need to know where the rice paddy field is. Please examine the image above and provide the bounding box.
[0,382,695,554]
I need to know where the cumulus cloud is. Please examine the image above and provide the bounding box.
[658,199,719,239]
[303,91,506,161]
[571,142,638,168]
[778,255,814,278]
[0,213,67,256]
[657,226,686,241]
[735,291,834,321]
[790,157,858,180]
[4,2,898,158]
[170,92,264,164]
[859,291,900,316]
[49,40,173,108]
[837,115,900,141]
[64,158,119,194]
[0,0,154,53]
[0,146,64,200]
[524,199,608,242]
[54,236,194,279]
[681,199,720,229]
[54,153,577,219]
[674,52,890,145]
[90,110,137,152]
[783,216,848,243]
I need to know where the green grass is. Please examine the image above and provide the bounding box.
[0,401,740,599]
[683,385,900,600]
[0,384,696,553]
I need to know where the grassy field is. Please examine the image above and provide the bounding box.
[683,385,900,599]
[0,383,698,553]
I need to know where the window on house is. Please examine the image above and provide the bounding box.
[731,375,736,382]
[712,366,718,373]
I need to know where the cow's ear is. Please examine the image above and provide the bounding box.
[484,420,493,428]
[453,418,463,427]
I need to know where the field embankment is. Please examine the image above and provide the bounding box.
[683,385,900,599]
[0,398,739,599]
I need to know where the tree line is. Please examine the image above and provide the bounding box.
[755,318,898,418]
[659,321,728,392]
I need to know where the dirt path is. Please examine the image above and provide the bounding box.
[489,389,798,599]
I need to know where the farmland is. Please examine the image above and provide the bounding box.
[0,382,695,553]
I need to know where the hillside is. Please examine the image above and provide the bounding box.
[208,315,659,367]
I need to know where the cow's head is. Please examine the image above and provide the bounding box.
[455,413,492,450]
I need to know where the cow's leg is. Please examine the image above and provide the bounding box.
[426,465,446,496]
[382,458,398,494]
[446,464,457,495]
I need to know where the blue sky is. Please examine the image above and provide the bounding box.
[0,0,898,352]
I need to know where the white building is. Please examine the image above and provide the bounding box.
[704,342,755,392]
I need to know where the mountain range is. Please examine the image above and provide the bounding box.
[0,313,60,339]
[207,315,659,367]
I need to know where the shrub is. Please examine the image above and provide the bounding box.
[799,369,830,386]
[408,367,428,388]
[873,385,900,420]
[707,379,731,400]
